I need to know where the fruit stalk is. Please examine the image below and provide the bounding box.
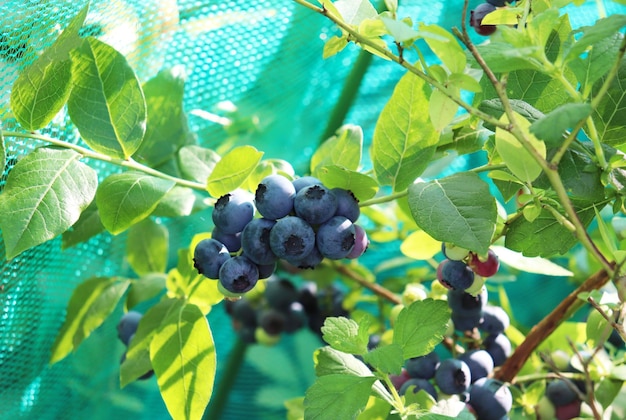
[494,265,613,383]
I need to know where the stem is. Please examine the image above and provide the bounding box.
[3,130,207,191]
[359,189,408,207]
[334,264,402,305]
[494,265,614,383]
[202,338,249,420]
[587,296,626,342]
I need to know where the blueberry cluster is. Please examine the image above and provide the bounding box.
[193,174,368,296]
[388,282,513,419]
[117,311,154,380]
[224,278,348,344]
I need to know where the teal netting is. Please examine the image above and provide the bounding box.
[1,1,626,419]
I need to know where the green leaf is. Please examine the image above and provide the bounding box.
[592,58,626,147]
[0,147,98,259]
[152,186,199,218]
[206,145,263,197]
[496,112,546,183]
[178,145,221,184]
[10,4,89,130]
[474,42,542,73]
[134,66,195,166]
[126,273,167,310]
[127,218,169,276]
[586,309,611,348]
[0,130,5,174]
[420,24,466,74]
[380,16,421,43]
[285,397,305,420]
[122,297,182,387]
[316,165,379,201]
[314,346,373,377]
[304,374,376,420]
[68,37,146,159]
[362,343,404,375]
[529,103,591,146]
[323,35,348,59]
[321,316,370,355]
[429,89,459,132]
[311,124,363,174]
[595,378,623,409]
[407,172,497,255]
[569,33,623,95]
[333,0,378,25]
[490,245,573,276]
[505,207,595,257]
[50,276,131,363]
[96,172,175,235]
[150,303,216,420]
[564,15,626,63]
[371,72,438,191]
[392,299,450,359]
[61,200,105,249]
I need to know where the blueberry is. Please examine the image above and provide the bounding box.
[479,305,510,335]
[316,216,356,259]
[331,188,360,222]
[452,310,483,332]
[230,298,257,328]
[257,308,286,335]
[441,242,470,261]
[211,226,241,252]
[486,0,507,6]
[241,217,278,265]
[255,174,296,220]
[545,379,578,407]
[405,351,439,379]
[218,255,259,294]
[434,358,471,395]
[555,399,581,419]
[212,190,255,234]
[468,378,512,420]
[468,249,500,277]
[257,262,276,279]
[283,301,307,333]
[292,176,322,192]
[285,245,324,269]
[438,259,475,290]
[264,277,299,311]
[117,311,142,346]
[399,378,438,400]
[483,333,511,367]
[193,238,231,279]
[458,350,494,383]
[447,287,488,317]
[470,3,497,36]
[390,369,411,391]
[297,282,319,314]
[294,184,338,225]
[346,224,368,259]
[269,216,316,260]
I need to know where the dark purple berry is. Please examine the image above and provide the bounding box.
[316,216,355,259]
[467,378,512,420]
[331,188,360,222]
[294,184,338,225]
[269,216,316,260]
[193,238,230,279]
[212,190,255,234]
[458,350,494,383]
[405,351,439,380]
[438,259,475,290]
[241,218,278,265]
[255,174,296,220]
[470,3,497,36]
[218,255,259,294]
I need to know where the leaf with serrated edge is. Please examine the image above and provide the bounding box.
[363,343,403,375]
[392,299,450,359]
[96,172,174,235]
[0,147,97,259]
[10,4,89,130]
[50,276,130,363]
[321,316,370,355]
[372,72,438,192]
[206,145,263,197]
[68,37,146,159]
[127,218,169,276]
[150,303,216,420]
[304,374,376,420]
[592,58,626,147]
[408,172,497,255]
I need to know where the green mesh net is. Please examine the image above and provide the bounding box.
[1,1,626,419]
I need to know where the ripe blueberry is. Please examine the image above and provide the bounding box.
[470,3,497,36]
[294,184,338,225]
[211,226,241,252]
[399,378,438,400]
[447,287,488,317]
[212,190,255,234]
[241,217,278,265]
[405,351,439,380]
[467,378,512,420]
[434,358,472,395]
[218,255,259,294]
[346,224,368,259]
[117,311,142,346]
[316,216,356,259]
[458,349,495,383]
[292,176,322,192]
[483,333,512,366]
[269,216,316,260]
[438,259,475,290]
[331,188,360,222]
[479,305,510,335]
[255,174,296,220]
[193,238,231,279]
[545,379,578,407]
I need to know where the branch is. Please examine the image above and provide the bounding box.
[334,263,402,305]
[494,265,614,383]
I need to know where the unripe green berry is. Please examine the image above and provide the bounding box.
[402,283,428,306]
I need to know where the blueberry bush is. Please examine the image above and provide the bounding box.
[1,0,626,419]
